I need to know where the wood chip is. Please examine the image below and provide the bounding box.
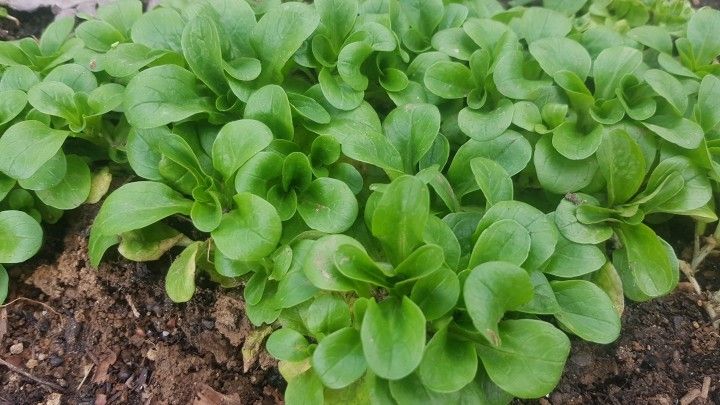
[680,388,701,405]
[91,351,117,384]
[0,308,7,342]
[193,384,242,405]
[701,376,711,400]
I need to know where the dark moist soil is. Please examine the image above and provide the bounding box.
[3,3,720,405]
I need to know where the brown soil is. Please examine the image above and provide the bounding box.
[0,206,283,405]
[0,7,53,41]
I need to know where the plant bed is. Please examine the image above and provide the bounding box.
[2,0,720,404]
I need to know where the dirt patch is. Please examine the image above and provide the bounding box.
[0,206,282,405]
[0,7,53,41]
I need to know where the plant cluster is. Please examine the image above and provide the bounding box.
[1,0,719,402]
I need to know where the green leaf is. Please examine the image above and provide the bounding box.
[534,135,597,194]
[552,122,603,161]
[519,270,561,315]
[251,2,319,82]
[35,155,91,210]
[394,244,444,282]
[0,265,7,303]
[449,131,532,197]
[494,49,551,100]
[551,280,621,344]
[543,235,606,278]
[423,61,474,99]
[627,26,672,54]
[305,294,351,336]
[477,319,570,398]
[39,16,75,56]
[286,370,324,405]
[687,7,720,65]
[641,156,711,215]
[267,328,310,361]
[315,0,358,51]
[469,219,531,268]
[319,69,365,111]
[383,103,441,173]
[388,372,458,404]
[118,223,186,262]
[0,210,43,264]
[696,74,720,132]
[458,100,514,142]
[181,12,228,96]
[335,243,390,287]
[17,151,66,191]
[554,196,613,245]
[27,81,80,124]
[410,267,460,321]
[0,90,27,125]
[475,200,558,270]
[529,37,591,80]
[91,181,193,237]
[470,157,513,208]
[361,297,426,380]
[124,65,211,129]
[288,92,331,124]
[418,325,477,393]
[211,193,281,261]
[131,8,184,51]
[0,121,68,180]
[165,241,201,303]
[464,261,533,346]
[0,66,39,92]
[337,41,372,91]
[96,0,142,36]
[641,115,704,150]
[592,262,625,316]
[431,28,477,60]
[596,129,646,205]
[75,20,124,52]
[643,69,688,115]
[245,85,294,140]
[212,119,273,179]
[614,222,677,297]
[517,7,571,43]
[303,235,363,292]
[592,47,642,100]
[298,178,358,233]
[371,176,429,264]
[313,327,367,389]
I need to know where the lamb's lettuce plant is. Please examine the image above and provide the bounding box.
[3,0,720,402]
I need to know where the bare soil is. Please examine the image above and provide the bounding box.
[0,206,284,405]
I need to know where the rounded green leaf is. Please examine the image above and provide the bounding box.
[212,119,273,179]
[298,178,358,233]
[614,222,677,297]
[35,155,91,210]
[383,103,441,173]
[0,120,68,180]
[493,49,551,100]
[554,197,613,245]
[410,267,460,321]
[181,12,228,96]
[552,122,604,161]
[475,200,558,270]
[303,235,363,291]
[469,219,531,268]
[305,294,352,336]
[424,61,474,99]
[596,129,646,206]
[361,297,426,380]
[470,157,513,208]
[552,280,621,344]
[592,46,642,100]
[0,265,7,303]
[641,115,704,150]
[544,236,606,278]
[458,100,514,142]
[245,85,294,140]
[418,326,477,393]
[18,151,67,191]
[267,328,310,362]
[318,68,365,111]
[212,193,282,261]
[534,135,597,194]
[464,261,534,346]
[0,210,43,264]
[0,89,27,126]
[529,37,591,80]
[164,242,201,303]
[312,327,367,389]
[477,319,570,399]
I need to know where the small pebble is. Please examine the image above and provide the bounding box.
[9,342,23,355]
[25,359,38,369]
[57,378,68,388]
[693,321,700,329]
[201,319,215,329]
[118,369,131,381]
[37,353,47,361]
[161,331,169,338]
[49,355,64,367]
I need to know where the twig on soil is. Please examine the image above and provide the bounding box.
[0,358,65,392]
[701,377,711,400]
[0,297,63,318]
[77,363,94,390]
[680,388,702,405]
[680,260,720,329]
[692,236,717,271]
[125,294,140,318]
